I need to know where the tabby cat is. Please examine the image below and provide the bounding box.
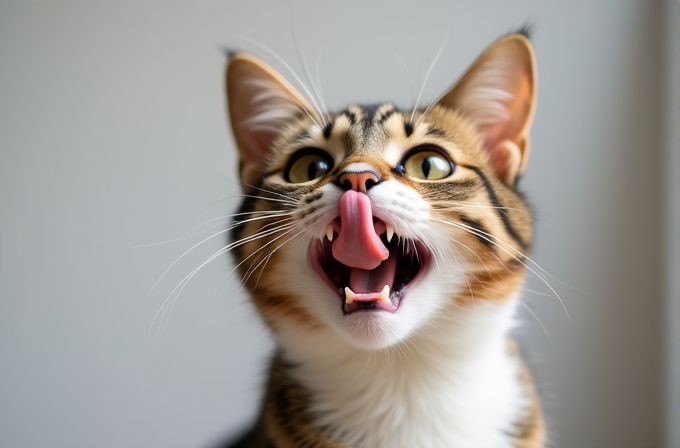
[222,31,545,448]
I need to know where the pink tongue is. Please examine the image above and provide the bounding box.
[332,191,389,271]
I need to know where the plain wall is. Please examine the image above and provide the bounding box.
[0,1,668,447]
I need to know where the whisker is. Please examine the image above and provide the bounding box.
[290,9,330,125]
[191,210,291,232]
[210,223,299,303]
[241,226,309,289]
[144,214,293,299]
[153,221,297,337]
[519,300,557,354]
[434,218,570,322]
[134,212,293,249]
[430,201,561,233]
[313,47,329,123]
[243,37,325,128]
[410,30,449,124]
[381,46,415,109]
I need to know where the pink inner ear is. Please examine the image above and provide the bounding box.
[489,140,522,185]
[437,36,536,183]
[227,55,314,191]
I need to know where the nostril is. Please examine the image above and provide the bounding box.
[337,170,381,192]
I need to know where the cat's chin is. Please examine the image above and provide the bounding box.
[309,236,431,318]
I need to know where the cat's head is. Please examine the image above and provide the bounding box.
[225,34,536,350]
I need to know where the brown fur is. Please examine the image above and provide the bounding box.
[224,33,545,448]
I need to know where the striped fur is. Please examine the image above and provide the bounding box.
[224,33,544,448]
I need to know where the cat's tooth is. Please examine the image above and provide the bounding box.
[344,287,355,304]
[380,285,390,303]
[386,224,394,243]
[326,224,334,242]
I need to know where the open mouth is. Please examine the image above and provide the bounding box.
[311,231,430,314]
[309,191,430,315]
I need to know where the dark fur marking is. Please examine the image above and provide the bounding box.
[459,215,496,253]
[360,104,380,124]
[425,126,446,137]
[404,122,414,137]
[377,109,395,124]
[340,109,357,125]
[322,122,333,139]
[300,206,317,219]
[289,130,311,146]
[304,191,323,203]
[465,165,529,250]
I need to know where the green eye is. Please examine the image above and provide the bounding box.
[402,149,453,180]
[285,150,333,183]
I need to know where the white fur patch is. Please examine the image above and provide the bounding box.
[265,176,525,447]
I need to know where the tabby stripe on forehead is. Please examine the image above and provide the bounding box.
[465,165,529,250]
[376,109,395,124]
[339,109,357,125]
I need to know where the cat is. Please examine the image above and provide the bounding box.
[221,30,545,448]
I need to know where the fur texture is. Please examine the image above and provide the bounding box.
[223,33,545,448]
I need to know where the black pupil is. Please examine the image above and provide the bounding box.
[307,159,328,180]
[422,157,431,178]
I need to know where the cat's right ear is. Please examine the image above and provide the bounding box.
[226,54,313,191]
[436,34,537,185]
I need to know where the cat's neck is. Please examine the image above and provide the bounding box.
[275,295,526,448]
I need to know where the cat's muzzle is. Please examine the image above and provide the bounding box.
[310,191,431,315]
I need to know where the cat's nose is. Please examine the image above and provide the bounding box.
[338,170,380,193]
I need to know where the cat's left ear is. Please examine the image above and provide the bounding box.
[437,34,537,185]
[226,53,314,191]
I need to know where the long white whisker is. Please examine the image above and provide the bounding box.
[147,220,296,338]
[434,218,570,322]
[519,300,557,354]
[144,214,293,299]
[211,223,300,303]
[191,210,291,232]
[243,37,325,128]
[241,227,308,289]
[410,31,449,124]
[381,46,415,109]
[135,212,293,249]
[290,9,329,125]
[155,221,297,336]
[314,47,329,123]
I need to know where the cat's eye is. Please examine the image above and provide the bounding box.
[284,149,334,183]
[401,148,453,180]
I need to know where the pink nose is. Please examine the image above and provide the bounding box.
[338,171,380,193]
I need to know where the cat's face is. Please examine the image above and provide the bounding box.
[226,35,536,350]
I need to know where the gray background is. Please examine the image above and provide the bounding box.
[0,1,675,447]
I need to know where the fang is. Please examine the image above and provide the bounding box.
[386,224,394,243]
[344,287,355,304]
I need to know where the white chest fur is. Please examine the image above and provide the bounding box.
[276,297,526,448]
